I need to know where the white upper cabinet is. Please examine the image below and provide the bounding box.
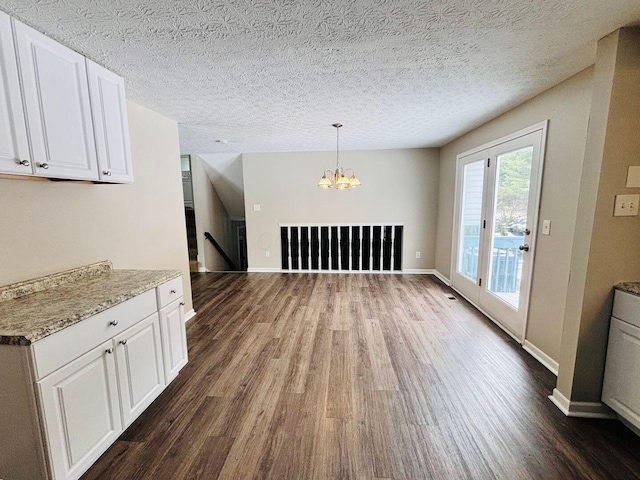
[0,12,31,175]
[13,19,99,181]
[87,60,133,183]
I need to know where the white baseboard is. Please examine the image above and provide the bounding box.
[549,388,616,419]
[247,267,281,273]
[449,286,522,344]
[431,270,452,286]
[184,309,196,322]
[402,269,451,285]
[198,267,211,273]
[523,340,558,376]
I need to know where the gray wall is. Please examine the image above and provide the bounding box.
[191,154,236,271]
[0,101,193,312]
[558,28,640,402]
[242,148,440,271]
[435,67,594,364]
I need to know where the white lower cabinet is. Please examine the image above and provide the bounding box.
[38,340,122,480]
[0,277,188,480]
[159,299,188,383]
[602,316,640,429]
[115,313,165,427]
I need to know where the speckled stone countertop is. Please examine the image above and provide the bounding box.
[0,261,181,346]
[616,282,640,297]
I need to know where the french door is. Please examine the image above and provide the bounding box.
[451,123,546,340]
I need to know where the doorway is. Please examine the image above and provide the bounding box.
[451,122,547,340]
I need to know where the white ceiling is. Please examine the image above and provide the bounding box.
[1,1,640,155]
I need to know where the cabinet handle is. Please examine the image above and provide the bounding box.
[103,170,112,176]
[109,320,118,326]
[170,289,177,294]
[18,159,30,166]
[119,339,127,345]
[105,348,114,354]
[38,162,50,169]
[180,302,185,306]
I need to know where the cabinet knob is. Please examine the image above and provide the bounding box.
[180,302,185,306]
[170,289,177,294]
[119,339,127,345]
[105,348,114,354]
[103,170,112,176]
[18,159,30,166]
[38,162,50,169]
[109,320,118,326]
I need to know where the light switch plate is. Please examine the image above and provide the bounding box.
[614,194,640,216]
[626,166,640,188]
[542,220,551,235]
[253,204,261,212]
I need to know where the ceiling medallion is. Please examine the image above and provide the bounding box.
[318,123,361,190]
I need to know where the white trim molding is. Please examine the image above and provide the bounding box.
[432,270,452,286]
[184,309,196,323]
[523,340,558,376]
[403,269,452,285]
[247,267,281,273]
[198,266,211,273]
[549,389,616,419]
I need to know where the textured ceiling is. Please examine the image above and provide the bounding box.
[1,1,639,154]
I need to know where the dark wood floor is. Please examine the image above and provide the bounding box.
[82,273,640,480]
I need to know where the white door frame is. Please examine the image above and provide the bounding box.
[450,121,548,343]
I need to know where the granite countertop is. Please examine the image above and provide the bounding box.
[0,261,181,346]
[616,282,640,297]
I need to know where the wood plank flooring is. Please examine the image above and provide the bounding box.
[82,273,640,479]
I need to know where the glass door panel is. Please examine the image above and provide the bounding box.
[486,146,533,309]
[457,160,485,283]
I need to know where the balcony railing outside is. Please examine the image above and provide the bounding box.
[461,235,524,293]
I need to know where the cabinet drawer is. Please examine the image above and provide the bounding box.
[156,276,183,309]
[613,290,640,328]
[32,289,156,380]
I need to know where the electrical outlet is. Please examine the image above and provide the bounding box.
[614,194,640,217]
[253,204,261,212]
[265,250,270,257]
[415,251,421,259]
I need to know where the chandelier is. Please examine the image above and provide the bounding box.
[318,123,361,189]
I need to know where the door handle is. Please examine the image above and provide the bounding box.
[519,244,530,252]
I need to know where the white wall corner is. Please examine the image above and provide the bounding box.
[523,340,559,376]
[549,388,616,419]
[184,309,196,322]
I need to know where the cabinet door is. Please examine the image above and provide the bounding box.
[0,12,31,175]
[87,59,133,183]
[602,317,640,429]
[13,19,99,181]
[114,313,165,427]
[159,299,188,384]
[38,340,122,480]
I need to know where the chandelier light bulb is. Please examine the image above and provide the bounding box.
[317,123,361,190]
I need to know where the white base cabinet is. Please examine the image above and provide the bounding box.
[160,299,188,384]
[0,277,188,480]
[115,313,165,427]
[38,340,122,480]
[602,290,640,432]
